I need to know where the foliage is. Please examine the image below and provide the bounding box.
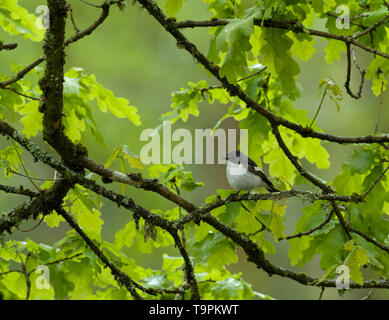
[0,0,389,300]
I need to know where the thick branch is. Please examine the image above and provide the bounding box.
[0,43,18,51]
[0,184,38,198]
[82,157,197,212]
[40,0,84,170]
[0,180,73,235]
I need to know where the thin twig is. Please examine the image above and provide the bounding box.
[344,43,366,99]
[28,253,83,275]
[17,215,45,233]
[10,140,40,191]
[279,207,334,241]
[331,201,352,239]
[360,289,374,300]
[68,5,80,33]
[309,87,327,128]
[237,67,267,82]
[1,87,41,101]
[0,43,18,51]
[318,286,325,300]
[80,0,101,8]
[9,169,60,182]
[12,242,32,300]
[353,14,389,39]
[362,165,389,200]
[350,227,389,254]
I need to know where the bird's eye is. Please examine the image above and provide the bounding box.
[238,161,241,164]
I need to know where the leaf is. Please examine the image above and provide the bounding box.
[163,81,207,124]
[288,237,311,266]
[121,145,143,169]
[114,221,136,249]
[165,0,183,16]
[192,232,238,268]
[0,145,23,177]
[343,242,369,286]
[150,164,203,192]
[260,29,300,98]
[263,146,296,185]
[319,77,343,100]
[239,110,270,165]
[217,15,257,82]
[333,166,364,195]
[66,68,141,129]
[292,135,330,170]
[93,83,141,125]
[44,212,64,228]
[289,33,316,61]
[75,209,104,241]
[105,146,123,168]
[324,40,346,64]
[345,149,376,174]
[162,254,184,273]
[269,214,285,240]
[17,100,42,138]
[211,277,254,300]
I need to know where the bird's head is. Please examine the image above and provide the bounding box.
[225,150,244,164]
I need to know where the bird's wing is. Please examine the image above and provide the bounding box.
[247,165,278,192]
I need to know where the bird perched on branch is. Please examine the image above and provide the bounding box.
[225,150,279,193]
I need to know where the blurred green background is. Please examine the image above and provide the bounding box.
[0,0,388,299]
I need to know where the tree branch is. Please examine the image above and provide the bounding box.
[349,226,389,255]
[173,18,389,60]
[0,43,18,51]
[0,180,73,235]
[0,184,38,198]
[278,206,334,241]
[344,43,366,99]
[353,14,389,39]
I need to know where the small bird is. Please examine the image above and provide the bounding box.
[225,150,278,192]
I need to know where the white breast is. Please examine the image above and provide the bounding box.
[226,161,264,190]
